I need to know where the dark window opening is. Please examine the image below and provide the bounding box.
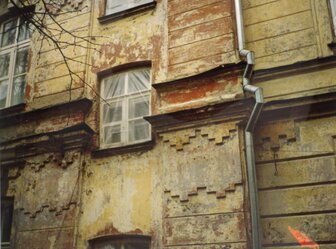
[1,197,14,247]
[89,235,151,249]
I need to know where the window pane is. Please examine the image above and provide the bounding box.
[106,0,126,14]
[1,198,14,243]
[11,76,25,106]
[14,48,29,75]
[128,69,150,93]
[18,18,31,42]
[125,243,150,249]
[0,80,8,108]
[103,73,125,99]
[104,125,121,144]
[106,0,153,14]
[96,245,120,249]
[1,19,17,47]
[128,96,149,119]
[103,101,122,124]
[128,119,149,142]
[0,53,10,78]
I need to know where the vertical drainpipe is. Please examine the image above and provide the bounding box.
[234,0,264,248]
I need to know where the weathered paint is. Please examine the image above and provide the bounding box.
[1,0,336,249]
[243,0,334,70]
[255,116,336,248]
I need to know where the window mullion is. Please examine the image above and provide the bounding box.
[0,21,4,47]
[6,48,16,107]
[124,73,129,144]
[331,0,336,35]
[14,18,20,45]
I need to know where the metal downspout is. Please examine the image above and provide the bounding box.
[234,0,264,248]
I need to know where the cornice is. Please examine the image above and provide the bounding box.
[145,98,254,134]
[152,63,245,91]
[253,56,336,83]
[0,123,94,163]
[259,92,336,123]
[0,98,92,128]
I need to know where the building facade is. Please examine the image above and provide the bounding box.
[1,0,336,248]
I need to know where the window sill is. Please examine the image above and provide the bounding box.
[1,242,10,249]
[328,41,336,52]
[98,1,156,24]
[92,139,155,157]
[0,103,26,118]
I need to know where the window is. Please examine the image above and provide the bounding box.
[105,0,154,16]
[0,16,31,109]
[1,197,14,249]
[89,235,151,249]
[100,68,151,148]
[1,167,13,249]
[330,0,336,36]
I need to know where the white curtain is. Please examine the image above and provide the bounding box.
[106,0,153,15]
[102,68,151,146]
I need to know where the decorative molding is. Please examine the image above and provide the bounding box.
[200,123,237,145]
[164,182,242,202]
[160,130,196,151]
[25,151,79,172]
[19,202,77,218]
[160,122,237,151]
[162,124,242,201]
[255,120,296,149]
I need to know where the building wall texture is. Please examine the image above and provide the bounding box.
[0,0,336,249]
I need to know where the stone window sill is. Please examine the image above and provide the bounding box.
[98,1,156,24]
[92,139,155,157]
[328,41,336,52]
[0,103,26,118]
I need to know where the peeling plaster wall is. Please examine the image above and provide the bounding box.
[165,0,239,82]
[5,151,82,249]
[77,148,163,248]
[255,116,336,248]
[161,122,249,249]
[77,121,250,249]
[155,73,243,114]
[26,0,91,110]
[1,0,336,249]
[89,0,165,79]
[254,67,336,103]
[243,0,334,70]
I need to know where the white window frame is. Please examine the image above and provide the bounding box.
[105,0,154,15]
[100,68,152,149]
[330,0,336,36]
[0,16,30,109]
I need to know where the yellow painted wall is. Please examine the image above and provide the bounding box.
[243,0,334,70]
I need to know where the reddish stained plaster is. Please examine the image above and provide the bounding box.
[161,76,238,104]
[25,83,32,100]
[95,223,144,237]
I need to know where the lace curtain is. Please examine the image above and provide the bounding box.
[101,68,151,146]
[105,0,153,15]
